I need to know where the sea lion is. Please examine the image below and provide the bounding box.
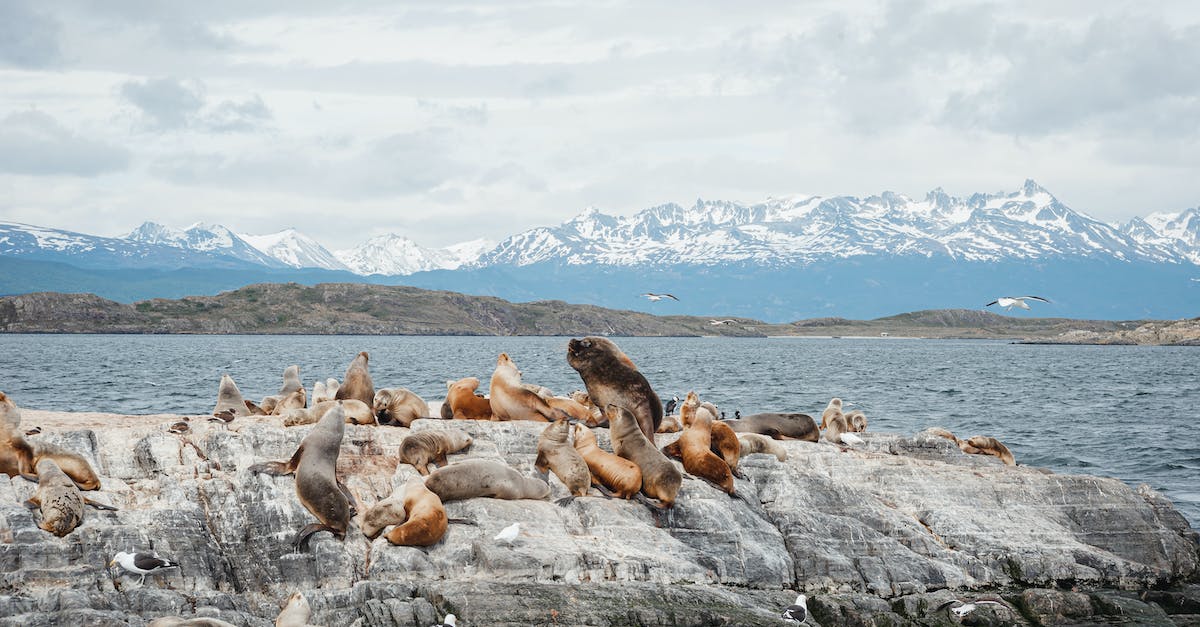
[823,412,855,445]
[0,391,20,432]
[249,405,352,550]
[738,433,787,461]
[606,404,680,508]
[361,487,407,540]
[961,436,1016,466]
[488,353,561,422]
[271,389,306,416]
[846,410,868,432]
[279,365,303,398]
[373,387,430,427]
[445,377,493,420]
[245,399,269,416]
[545,396,594,424]
[721,412,819,441]
[281,399,374,427]
[535,418,591,498]
[147,618,238,627]
[398,429,473,476]
[819,398,843,430]
[4,438,102,491]
[385,476,449,546]
[324,378,340,400]
[656,415,682,433]
[334,351,374,407]
[276,592,313,627]
[573,424,641,499]
[567,337,662,441]
[212,374,250,419]
[24,458,85,537]
[925,427,961,445]
[424,458,550,503]
[676,412,735,495]
[679,392,740,473]
[568,390,606,426]
[522,382,556,398]
[312,380,335,405]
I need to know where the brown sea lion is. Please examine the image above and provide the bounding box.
[334,351,375,407]
[656,415,682,433]
[445,377,493,420]
[373,387,430,427]
[681,392,740,473]
[245,398,270,416]
[677,412,735,495]
[385,476,448,547]
[535,418,591,499]
[4,437,102,491]
[361,487,407,540]
[924,427,961,445]
[398,429,473,476]
[573,424,641,499]
[424,458,550,503]
[281,399,374,427]
[212,374,250,419]
[846,410,867,432]
[823,412,856,445]
[567,338,662,441]
[569,390,606,426]
[606,404,680,508]
[276,592,313,627]
[249,405,353,550]
[721,412,819,441]
[546,396,594,424]
[819,398,843,430]
[738,433,787,461]
[962,435,1016,466]
[488,353,560,422]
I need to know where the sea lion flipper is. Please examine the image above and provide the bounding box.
[293,523,338,551]
[533,451,549,475]
[247,461,292,476]
[593,484,617,500]
[84,497,118,511]
[19,472,38,483]
[336,480,358,516]
[446,517,477,525]
[22,497,39,510]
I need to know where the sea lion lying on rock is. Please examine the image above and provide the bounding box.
[373,387,429,427]
[961,435,1016,466]
[23,458,115,536]
[384,476,448,547]
[399,429,473,476]
[721,412,819,441]
[445,377,493,420]
[424,458,550,503]
[738,433,787,461]
[281,400,374,426]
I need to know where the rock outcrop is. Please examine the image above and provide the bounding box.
[1036,318,1200,346]
[1,412,1197,626]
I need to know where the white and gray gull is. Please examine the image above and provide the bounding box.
[109,550,180,585]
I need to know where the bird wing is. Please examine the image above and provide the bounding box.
[1017,296,1051,303]
[984,300,999,307]
[840,432,865,446]
[664,294,679,300]
[133,553,174,570]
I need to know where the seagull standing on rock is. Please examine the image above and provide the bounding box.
[781,593,807,622]
[640,293,679,302]
[431,613,457,627]
[109,550,180,585]
[985,296,1051,311]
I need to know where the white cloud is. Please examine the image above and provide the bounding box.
[0,110,130,176]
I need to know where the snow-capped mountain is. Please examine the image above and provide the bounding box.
[124,222,284,268]
[334,234,495,276]
[238,229,349,271]
[1122,208,1200,264]
[475,180,1187,268]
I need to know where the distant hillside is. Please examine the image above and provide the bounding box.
[0,283,1181,341]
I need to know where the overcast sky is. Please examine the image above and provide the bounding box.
[2,0,1198,250]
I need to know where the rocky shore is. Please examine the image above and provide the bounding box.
[2,409,1198,626]
[1025,318,1200,346]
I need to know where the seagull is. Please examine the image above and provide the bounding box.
[494,522,520,545]
[431,614,457,627]
[709,319,737,325]
[839,432,865,446]
[109,550,180,585]
[936,598,1008,618]
[641,293,679,302]
[985,296,1051,311]
[781,593,807,622]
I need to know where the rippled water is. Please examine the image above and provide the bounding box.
[1,334,1196,525]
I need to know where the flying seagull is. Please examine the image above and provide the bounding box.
[709,319,737,325]
[985,296,1051,311]
[109,550,180,585]
[494,522,520,545]
[781,593,807,622]
[641,293,679,302]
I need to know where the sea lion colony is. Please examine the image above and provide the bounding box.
[0,340,1019,617]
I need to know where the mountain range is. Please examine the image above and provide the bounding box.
[2,180,1197,321]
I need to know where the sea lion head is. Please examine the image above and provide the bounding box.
[573,423,596,447]
[567,337,636,372]
[448,377,481,392]
[496,352,515,367]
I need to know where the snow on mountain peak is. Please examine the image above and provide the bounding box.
[238,228,349,271]
[333,233,490,276]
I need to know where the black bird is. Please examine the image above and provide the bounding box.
[664,395,679,415]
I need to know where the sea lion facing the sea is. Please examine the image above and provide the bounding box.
[212,374,250,419]
[278,365,304,398]
[820,398,843,430]
[334,352,375,407]
[846,410,868,432]
[0,391,20,432]
[961,435,1016,466]
[567,337,662,441]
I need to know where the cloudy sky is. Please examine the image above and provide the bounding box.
[2,0,1198,250]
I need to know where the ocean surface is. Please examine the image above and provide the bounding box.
[1,334,1196,525]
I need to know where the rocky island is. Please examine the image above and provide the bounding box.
[2,406,1198,626]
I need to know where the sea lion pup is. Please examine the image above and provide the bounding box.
[567,337,662,441]
[212,374,250,419]
[445,378,493,420]
[361,487,407,539]
[399,429,473,476]
[846,410,867,432]
[334,351,375,407]
[535,418,591,500]
[819,398,843,430]
[676,411,735,495]
[424,458,551,503]
[276,592,313,627]
[374,387,430,427]
[573,424,641,499]
[249,405,352,550]
[282,399,374,427]
[962,435,1016,466]
[722,412,819,441]
[384,476,449,546]
[606,404,680,509]
[488,353,562,422]
[738,434,787,462]
[271,388,307,416]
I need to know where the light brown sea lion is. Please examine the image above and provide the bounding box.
[276,592,313,627]
[606,404,680,509]
[271,389,306,416]
[424,458,550,503]
[279,365,303,398]
[573,424,641,499]
[846,410,867,432]
[535,418,591,499]
[384,476,449,547]
[823,412,855,445]
[25,458,84,537]
[924,427,961,445]
[245,399,269,416]
[738,433,787,461]
[311,380,331,405]
[0,391,20,432]
[334,351,374,407]
[281,399,374,427]
[721,412,819,441]
[445,377,493,420]
[212,374,250,419]
[819,398,843,430]
[677,412,734,495]
[522,382,556,398]
[148,618,238,627]
[373,387,429,427]
[567,338,662,441]
[488,353,561,422]
[398,429,473,476]
[680,393,740,473]
[569,390,606,426]
[361,487,407,540]
[546,396,594,424]
[656,415,682,433]
[249,405,353,550]
[962,435,1016,466]
[5,438,102,491]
